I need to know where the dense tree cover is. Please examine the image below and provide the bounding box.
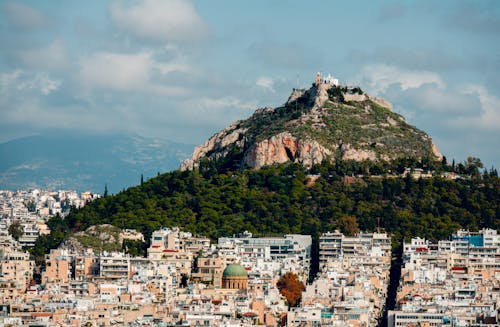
[32,160,499,269]
[277,272,305,307]
[30,214,69,265]
[8,221,24,241]
[337,216,360,236]
[327,86,345,102]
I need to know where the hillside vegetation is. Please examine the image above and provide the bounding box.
[32,159,499,265]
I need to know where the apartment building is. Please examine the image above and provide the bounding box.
[319,230,391,270]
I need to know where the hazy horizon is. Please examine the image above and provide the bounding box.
[1,0,499,168]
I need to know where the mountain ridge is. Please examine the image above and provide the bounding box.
[181,80,442,171]
[0,131,194,193]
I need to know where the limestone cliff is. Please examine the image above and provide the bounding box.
[243,132,332,168]
[181,82,442,170]
[180,122,248,170]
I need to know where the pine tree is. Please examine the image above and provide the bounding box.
[441,156,447,166]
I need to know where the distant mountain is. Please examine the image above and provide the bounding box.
[182,81,442,170]
[0,132,194,193]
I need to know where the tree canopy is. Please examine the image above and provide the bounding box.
[277,272,306,307]
[31,159,499,273]
[8,221,24,241]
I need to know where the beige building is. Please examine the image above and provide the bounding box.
[160,250,193,275]
[148,228,178,260]
[192,256,226,288]
[99,254,132,280]
[0,250,34,293]
[74,254,99,280]
[42,249,72,284]
[181,236,211,255]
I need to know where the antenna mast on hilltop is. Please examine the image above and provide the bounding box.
[296,73,300,89]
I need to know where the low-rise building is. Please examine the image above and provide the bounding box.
[42,249,72,284]
[389,229,500,326]
[99,253,132,280]
[0,249,34,294]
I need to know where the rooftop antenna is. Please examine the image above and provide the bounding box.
[295,75,298,112]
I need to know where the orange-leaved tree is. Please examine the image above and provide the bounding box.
[277,272,305,307]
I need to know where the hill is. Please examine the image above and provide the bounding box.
[0,131,194,193]
[30,79,499,268]
[182,81,442,171]
[34,160,499,265]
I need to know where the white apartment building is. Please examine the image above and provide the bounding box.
[218,231,312,272]
[99,253,131,280]
[319,230,391,270]
[393,229,500,326]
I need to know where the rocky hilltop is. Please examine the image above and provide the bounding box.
[181,79,441,170]
[61,224,144,254]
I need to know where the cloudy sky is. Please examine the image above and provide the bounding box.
[1,0,499,168]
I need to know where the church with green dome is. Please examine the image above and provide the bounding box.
[222,264,248,290]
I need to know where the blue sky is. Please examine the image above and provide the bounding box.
[1,0,499,168]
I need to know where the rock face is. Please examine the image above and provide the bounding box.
[243,132,332,169]
[431,142,443,159]
[181,82,442,170]
[181,122,247,170]
[61,224,144,253]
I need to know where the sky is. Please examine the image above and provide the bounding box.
[1,0,499,168]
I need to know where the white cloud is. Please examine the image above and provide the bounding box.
[19,39,69,71]
[80,52,152,91]
[157,61,193,75]
[2,2,47,29]
[377,78,497,130]
[359,64,445,93]
[0,70,21,101]
[1,70,61,97]
[1,98,118,132]
[197,97,257,111]
[109,0,207,42]
[387,85,480,115]
[452,85,500,130]
[414,87,465,112]
[155,44,194,74]
[256,76,275,93]
[79,51,189,96]
[36,75,62,95]
[356,64,499,165]
[180,96,257,125]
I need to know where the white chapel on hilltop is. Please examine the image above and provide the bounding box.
[315,72,339,86]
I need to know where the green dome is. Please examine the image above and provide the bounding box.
[223,264,248,277]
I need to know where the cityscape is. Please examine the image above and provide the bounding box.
[1,1,499,327]
[0,191,498,326]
